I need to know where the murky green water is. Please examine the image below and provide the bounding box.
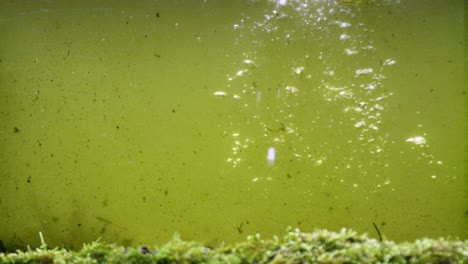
[0,0,466,249]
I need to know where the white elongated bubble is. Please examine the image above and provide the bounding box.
[267,147,276,166]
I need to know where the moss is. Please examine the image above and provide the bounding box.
[1,228,467,264]
[338,0,377,5]
[338,0,368,5]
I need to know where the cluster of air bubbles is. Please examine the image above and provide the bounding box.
[225,132,253,168]
[220,0,444,186]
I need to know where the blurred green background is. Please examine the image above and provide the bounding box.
[0,0,465,250]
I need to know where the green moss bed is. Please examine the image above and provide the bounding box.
[1,228,467,263]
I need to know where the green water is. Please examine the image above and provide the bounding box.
[0,0,466,249]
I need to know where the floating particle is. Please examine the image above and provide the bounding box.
[213,91,227,96]
[406,136,426,145]
[355,68,373,75]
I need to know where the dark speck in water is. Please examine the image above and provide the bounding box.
[236,222,243,234]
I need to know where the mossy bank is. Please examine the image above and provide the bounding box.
[1,228,467,263]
